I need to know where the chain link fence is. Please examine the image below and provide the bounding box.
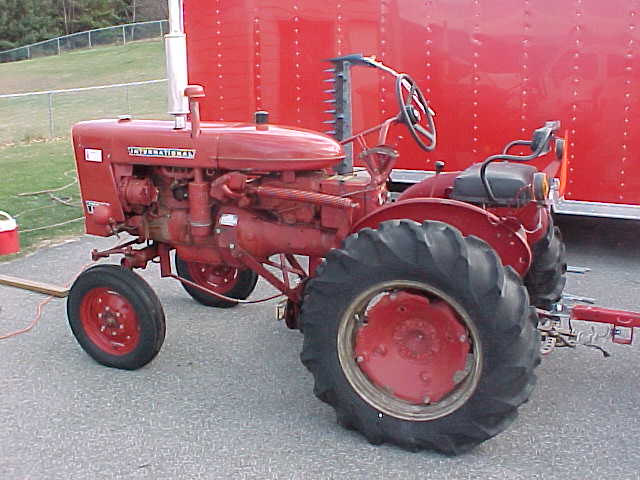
[0,20,168,64]
[0,80,168,144]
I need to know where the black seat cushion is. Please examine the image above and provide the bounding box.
[451,162,536,207]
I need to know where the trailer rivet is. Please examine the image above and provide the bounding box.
[98,298,102,303]
[98,313,103,319]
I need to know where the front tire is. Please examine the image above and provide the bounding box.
[300,220,539,455]
[67,265,166,370]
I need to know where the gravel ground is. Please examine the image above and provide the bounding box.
[0,215,639,480]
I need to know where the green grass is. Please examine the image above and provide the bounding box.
[0,41,165,94]
[0,40,170,258]
[0,139,84,260]
[0,41,169,145]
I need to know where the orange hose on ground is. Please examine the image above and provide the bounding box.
[0,261,94,340]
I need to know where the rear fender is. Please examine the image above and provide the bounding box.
[397,172,458,201]
[351,198,532,276]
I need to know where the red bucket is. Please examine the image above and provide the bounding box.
[0,211,20,255]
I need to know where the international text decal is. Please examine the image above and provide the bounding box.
[128,146,196,159]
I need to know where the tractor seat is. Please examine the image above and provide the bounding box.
[451,162,537,207]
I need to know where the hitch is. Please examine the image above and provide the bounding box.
[538,298,640,356]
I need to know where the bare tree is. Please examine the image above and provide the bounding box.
[138,0,167,21]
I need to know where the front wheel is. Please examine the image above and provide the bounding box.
[67,265,166,370]
[175,255,258,308]
[300,220,540,455]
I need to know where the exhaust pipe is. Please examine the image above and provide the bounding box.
[165,0,189,129]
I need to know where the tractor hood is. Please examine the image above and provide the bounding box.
[214,123,345,171]
[72,119,344,172]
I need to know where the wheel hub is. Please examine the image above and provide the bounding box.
[393,318,439,360]
[80,287,140,355]
[354,291,470,404]
[189,263,238,293]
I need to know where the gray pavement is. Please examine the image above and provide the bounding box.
[0,215,639,479]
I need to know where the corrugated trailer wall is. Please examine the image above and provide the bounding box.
[184,0,640,213]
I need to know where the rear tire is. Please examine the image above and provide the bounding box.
[67,265,166,370]
[524,217,567,310]
[175,255,258,308]
[300,220,540,455]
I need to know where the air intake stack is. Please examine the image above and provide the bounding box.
[165,0,189,129]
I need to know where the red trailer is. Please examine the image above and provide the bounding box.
[182,0,640,219]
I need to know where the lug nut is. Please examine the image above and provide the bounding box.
[459,334,467,342]
[423,396,431,405]
[356,355,364,363]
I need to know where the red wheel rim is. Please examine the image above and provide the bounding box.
[354,291,470,405]
[338,281,482,421]
[187,262,239,294]
[80,287,140,355]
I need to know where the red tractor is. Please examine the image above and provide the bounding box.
[69,54,568,454]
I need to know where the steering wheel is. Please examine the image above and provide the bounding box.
[395,74,436,152]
